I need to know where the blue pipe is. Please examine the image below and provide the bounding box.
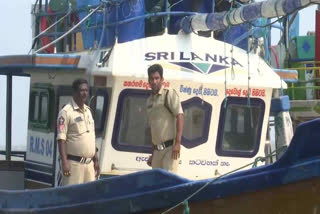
[180,0,316,33]
[264,33,270,61]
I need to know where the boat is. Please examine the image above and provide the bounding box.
[1,118,320,213]
[0,0,319,212]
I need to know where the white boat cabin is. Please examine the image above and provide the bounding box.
[22,33,286,188]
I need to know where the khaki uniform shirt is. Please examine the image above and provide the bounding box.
[146,86,183,145]
[56,99,95,158]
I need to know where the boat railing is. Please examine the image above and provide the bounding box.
[0,150,26,161]
[285,60,320,100]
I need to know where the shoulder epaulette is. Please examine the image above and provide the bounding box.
[61,103,72,112]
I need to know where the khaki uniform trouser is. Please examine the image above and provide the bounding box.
[61,160,95,186]
[152,146,179,173]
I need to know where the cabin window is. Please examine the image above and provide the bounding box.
[29,88,52,130]
[94,96,104,130]
[58,96,71,110]
[112,89,152,153]
[30,92,40,121]
[216,97,265,157]
[91,88,109,135]
[181,97,212,148]
[40,93,48,122]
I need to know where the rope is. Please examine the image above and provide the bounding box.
[32,0,39,14]
[168,0,184,10]
[225,7,235,27]
[223,27,229,109]
[247,37,251,107]
[161,145,287,214]
[34,4,102,53]
[270,46,280,69]
[247,43,254,127]
[253,145,287,168]
[190,16,200,36]
[275,5,284,96]
[274,0,280,20]
[231,39,235,80]
[249,16,283,28]
[85,7,92,31]
[227,1,237,82]
[279,30,284,96]
[225,2,237,28]
[263,28,271,62]
[252,156,265,168]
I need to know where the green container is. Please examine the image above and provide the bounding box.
[296,36,315,59]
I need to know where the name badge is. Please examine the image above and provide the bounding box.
[75,116,83,122]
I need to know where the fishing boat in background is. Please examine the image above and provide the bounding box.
[0,0,319,213]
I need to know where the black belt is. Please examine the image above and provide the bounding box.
[67,154,92,164]
[153,139,174,151]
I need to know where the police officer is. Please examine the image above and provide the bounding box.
[146,64,184,173]
[57,78,99,185]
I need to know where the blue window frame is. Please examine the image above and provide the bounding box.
[216,97,265,157]
[112,89,152,153]
[181,97,212,149]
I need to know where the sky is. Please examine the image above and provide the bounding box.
[0,1,318,151]
[0,0,33,151]
[0,0,34,56]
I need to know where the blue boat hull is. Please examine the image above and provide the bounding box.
[1,119,320,214]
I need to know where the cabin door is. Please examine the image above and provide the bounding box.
[54,87,109,185]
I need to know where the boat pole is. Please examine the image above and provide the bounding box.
[5,72,12,161]
[315,9,320,98]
